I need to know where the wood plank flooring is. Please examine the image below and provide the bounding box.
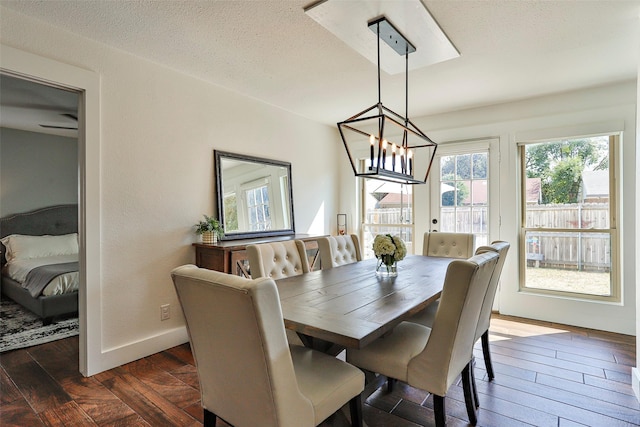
[1,314,638,426]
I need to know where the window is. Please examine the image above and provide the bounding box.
[244,184,271,231]
[361,179,413,259]
[519,135,618,300]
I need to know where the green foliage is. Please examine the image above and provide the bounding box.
[525,138,608,204]
[544,157,583,203]
[194,215,224,237]
[441,181,469,207]
[223,194,238,232]
[439,153,484,207]
[441,153,487,181]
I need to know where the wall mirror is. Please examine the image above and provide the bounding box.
[215,150,295,240]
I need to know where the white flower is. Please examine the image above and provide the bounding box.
[392,236,407,260]
[372,234,407,265]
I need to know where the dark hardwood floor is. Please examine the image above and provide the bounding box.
[1,314,638,426]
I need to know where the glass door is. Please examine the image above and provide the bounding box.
[429,139,499,249]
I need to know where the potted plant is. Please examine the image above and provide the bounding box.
[195,215,224,244]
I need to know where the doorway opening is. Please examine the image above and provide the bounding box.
[0,72,81,356]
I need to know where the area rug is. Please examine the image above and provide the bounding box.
[0,298,79,353]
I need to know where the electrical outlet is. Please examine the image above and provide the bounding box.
[160,304,170,321]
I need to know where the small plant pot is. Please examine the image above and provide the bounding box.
[201,231,217,244]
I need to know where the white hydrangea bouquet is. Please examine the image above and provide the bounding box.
[373,234,407,277]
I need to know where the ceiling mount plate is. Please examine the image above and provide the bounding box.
[305,0,459,74]
[368,17,415,56]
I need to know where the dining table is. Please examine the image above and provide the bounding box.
[276,255,455,355]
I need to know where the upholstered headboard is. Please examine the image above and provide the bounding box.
[0,204,78,266]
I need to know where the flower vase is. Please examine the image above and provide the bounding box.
[202,231,217,244]
[376,257,398,278]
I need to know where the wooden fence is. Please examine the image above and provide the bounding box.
[365,203,610,271]
[526,203,610,271]
[365,209,410,225]
[526,203,609,229]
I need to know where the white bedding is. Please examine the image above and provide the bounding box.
[3,254,79,296]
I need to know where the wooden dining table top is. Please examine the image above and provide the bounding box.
[275,255,455,352]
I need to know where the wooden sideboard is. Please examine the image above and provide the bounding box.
[193,234,325,277]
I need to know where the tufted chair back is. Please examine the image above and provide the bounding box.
[247,240,310,280]
[317,235,362,269]
[423,232,475,258]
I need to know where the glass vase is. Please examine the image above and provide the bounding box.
[376,258,398,278]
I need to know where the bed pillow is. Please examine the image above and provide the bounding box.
[0,233,79,262]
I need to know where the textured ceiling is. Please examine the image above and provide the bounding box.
[1,0,639,129]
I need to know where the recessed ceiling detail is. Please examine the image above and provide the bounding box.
[304,0,459,74]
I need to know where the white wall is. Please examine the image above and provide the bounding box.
[340,81,637,335]
[0,128,78,216]
[1,7,339,374]
[634,32,640,402]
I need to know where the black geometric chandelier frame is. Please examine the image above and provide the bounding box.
[338,17,437,185]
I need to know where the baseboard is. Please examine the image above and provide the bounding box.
[633,367,640,403]
[85,326,189,376]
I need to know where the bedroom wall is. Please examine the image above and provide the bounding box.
[1,7,339,374]
[0,128,78,216]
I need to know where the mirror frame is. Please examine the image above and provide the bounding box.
[214,150,295,240]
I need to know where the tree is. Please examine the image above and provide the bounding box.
[544,157,583,203]
[223,194,238,231]
[441,153,487,180]
[525,138,607,204]
[439,153,484,207]
[441,182,469,207]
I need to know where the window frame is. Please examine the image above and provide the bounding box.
[518,134,620,302]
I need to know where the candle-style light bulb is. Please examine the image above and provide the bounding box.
[391,144,396,171]
[400,147,405,173]
[382,139,388,169]
[369,135,375,169]
[408,150,414,176]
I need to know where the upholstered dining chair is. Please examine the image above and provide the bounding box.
[171,265,364,427]
[423,231,476,258]
[471,241,510,380]
[409,241,510,382]
[317,234,362,269]
[247,240,310,280]
[408,232,476,329]
[347,251,499,426]
[247,240,310,345]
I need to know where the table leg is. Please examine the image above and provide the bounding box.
[297,333,345,356]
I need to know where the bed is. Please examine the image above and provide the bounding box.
[0,204,79,325]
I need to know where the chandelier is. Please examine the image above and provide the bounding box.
[337,17,437,185]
